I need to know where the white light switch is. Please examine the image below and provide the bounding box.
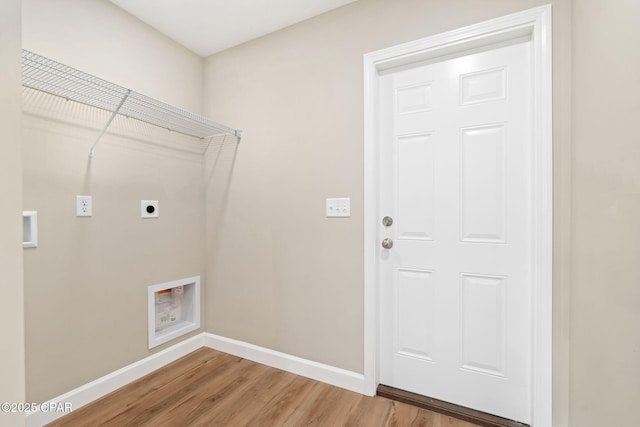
[326,197,351,218]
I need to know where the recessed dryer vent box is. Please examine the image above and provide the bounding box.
[148,276,200,349]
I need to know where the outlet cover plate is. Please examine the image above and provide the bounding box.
[326,197,351,218]
[76,195,92,217]
[141,200,159,218]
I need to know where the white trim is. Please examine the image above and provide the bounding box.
[363,5,552,426]
[202,333,365,395]
[26,334,205,427]
[26,332,366,426]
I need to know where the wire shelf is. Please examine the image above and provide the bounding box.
[21,49,241,155]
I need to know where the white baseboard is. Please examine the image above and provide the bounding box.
[26,332,366,427]
[26,334,205,427]
[202,333,366,395]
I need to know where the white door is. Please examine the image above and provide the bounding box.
[379,40,533,423]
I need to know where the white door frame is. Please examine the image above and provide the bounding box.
[363,5,552,426]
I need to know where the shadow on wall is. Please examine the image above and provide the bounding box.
[22,87,217,158]
[204,134,239,255]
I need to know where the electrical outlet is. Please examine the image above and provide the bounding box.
[141,200,159,218]
[76,195,92,217]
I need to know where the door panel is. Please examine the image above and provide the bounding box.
[379,41,532,423]
[460,273,506,376]
[395,268,436,361]
[460,124,506,243]
[396,134,435,241]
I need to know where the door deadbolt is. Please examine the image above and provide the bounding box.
[381,238,394,249]
[382,216,393,227]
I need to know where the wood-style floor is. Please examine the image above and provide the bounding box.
[47,348,481,427]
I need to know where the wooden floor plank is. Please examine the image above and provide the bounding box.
[279,381,362,427]
[241,373,318,426]
[47,348,482,427]
[124,356,257,426]
[51,350,237,427]
[343,393,394,426]
[49,348,220,427]
[163,361,276,426]
[198,369,298,426]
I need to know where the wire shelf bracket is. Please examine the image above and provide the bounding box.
[21,49,242,157]
[89,89,130,157]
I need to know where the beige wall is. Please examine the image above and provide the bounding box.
[18,0,640,425]
[22,0,206,403]
[0,0,26,426]
[22,0,204,113]
[571,1,640,426]
[202,3,571,426]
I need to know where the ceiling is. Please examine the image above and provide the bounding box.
[109,0,357,58]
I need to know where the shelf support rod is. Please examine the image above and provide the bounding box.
[89,89,131,157]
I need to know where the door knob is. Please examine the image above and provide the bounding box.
[381,238,394,249]
[382,216,393,227]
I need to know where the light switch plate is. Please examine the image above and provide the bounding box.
[326,197,351,218]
